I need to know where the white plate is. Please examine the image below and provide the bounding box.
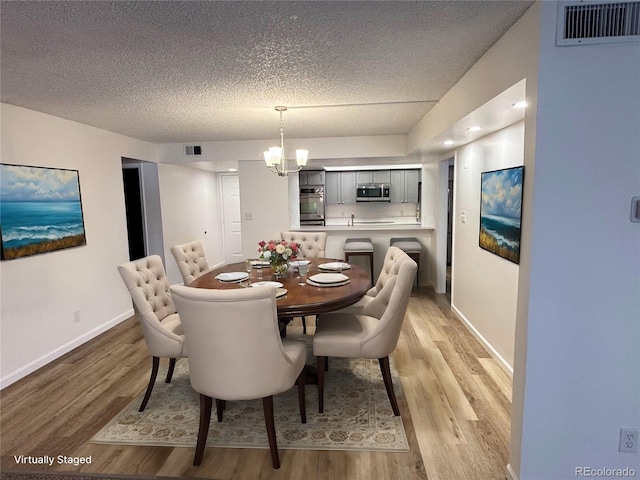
[318,262,351,271]
[215,272,250,282]
[307,279,350,288]
[290,260,311,268]
[309,273,349,284]
[276,288,287,298]
[250,281,283,288]
[251,260,271,268]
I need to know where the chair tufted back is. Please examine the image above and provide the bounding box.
[280,231,327,258]
[170,241,210,285]
[367,246,406,297]
[360,250,417,358]
[171,285,307,401]
[118,255,186,358]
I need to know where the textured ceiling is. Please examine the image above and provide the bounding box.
[1,1,533,144]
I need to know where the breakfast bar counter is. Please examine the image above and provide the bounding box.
[293,221,434,285]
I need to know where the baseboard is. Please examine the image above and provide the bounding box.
[506,463,519,480]
[451,304,514,376]
[0,309,134,389]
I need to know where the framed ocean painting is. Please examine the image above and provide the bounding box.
[1,164,87,260]
[479,166,524,264]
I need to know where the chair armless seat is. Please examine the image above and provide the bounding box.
[313,247,417,416]
[280,231,328,333]
[118,255,187,412]
[170,285,307,469]
[170,240,210,285]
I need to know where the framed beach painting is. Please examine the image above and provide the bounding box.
[479,166,524,264]
[1,164,87,260]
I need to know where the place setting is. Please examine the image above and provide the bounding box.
[317,261,351,272]
[250,280,287,299]
[306,272,350,288]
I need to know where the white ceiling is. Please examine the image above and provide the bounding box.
[0,1,533,145]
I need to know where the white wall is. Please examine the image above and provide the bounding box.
[451,122,524,372]
[515,2,640,478]
[0,104,158,387]
[157,163,224,285]
[238,160,292,258]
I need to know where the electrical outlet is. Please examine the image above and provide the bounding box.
[619,428,638,453]
[73,310,81,323]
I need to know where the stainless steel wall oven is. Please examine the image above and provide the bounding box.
[299,186,325,225]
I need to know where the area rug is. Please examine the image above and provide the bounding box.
[91,336,409,452]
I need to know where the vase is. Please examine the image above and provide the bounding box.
[271,260,289,279]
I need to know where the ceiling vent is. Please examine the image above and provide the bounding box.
[185,145,202,156]
[557,1,640,45]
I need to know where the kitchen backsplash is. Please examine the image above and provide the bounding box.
[326,202,418,221]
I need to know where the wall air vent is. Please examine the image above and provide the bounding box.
[557,1,640,45]
[185,145,202,156]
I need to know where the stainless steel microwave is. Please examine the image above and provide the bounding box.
[356,184,390,202]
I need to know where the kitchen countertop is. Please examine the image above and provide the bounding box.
[297,222,433,232]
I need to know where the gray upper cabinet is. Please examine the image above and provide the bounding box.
[299,170,325,185]
[326,171,356,205]
[356,170,390,184]
[390,169,420,203]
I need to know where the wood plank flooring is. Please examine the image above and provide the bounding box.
[0,287,511,479]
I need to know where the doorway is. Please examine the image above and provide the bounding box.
[220,174,243,264]
[122,164,146,260]
[446,162,454,296]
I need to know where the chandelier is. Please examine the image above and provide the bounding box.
[263,106,309,177]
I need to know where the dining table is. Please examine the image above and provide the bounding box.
[188,257,371,321]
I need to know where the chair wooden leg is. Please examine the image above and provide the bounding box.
[317,356,326,413]
[379,357,400,416]
[297,367,307,424]
[216,399,225,422]
[302,316,307,334]
[194,394,212,466]
[139,356,160,412]
[165,358,177,383]
[262,396,280,469]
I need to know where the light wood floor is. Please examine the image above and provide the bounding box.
[0,287,512,479]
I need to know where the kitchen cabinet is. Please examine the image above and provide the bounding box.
[326,171,356,205]
[390,169,420,204]
[356,170,390,184]
[299,170,325,186]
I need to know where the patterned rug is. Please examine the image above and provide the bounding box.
[91,336,409,452]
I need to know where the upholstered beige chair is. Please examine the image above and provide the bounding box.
[170,240,210,285]
[118,255,187,412]
[170,285,307,469]
[280,231,328,333]
[280,231,327,258]
[313,247,417,416]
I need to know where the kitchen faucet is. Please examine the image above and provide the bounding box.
[351,212,355,226]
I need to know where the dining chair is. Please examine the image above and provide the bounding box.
[280,231,327,258]
[170,285,307,469]
[170,240,210,285]
[118,255,187,412]
[312,247,417,416]
[280,231,328,333]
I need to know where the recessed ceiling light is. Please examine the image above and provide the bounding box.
[512,101,528,109]
[443,140,455,146]
[467,126,482,132]
[228,168,237,172]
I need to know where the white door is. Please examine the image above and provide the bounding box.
[221,174,243,264]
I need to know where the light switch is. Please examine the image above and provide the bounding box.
[461,210,467,223]
[244,212,253,221]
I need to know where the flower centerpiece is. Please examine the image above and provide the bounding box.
[258,239,300,278]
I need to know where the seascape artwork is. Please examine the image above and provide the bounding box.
[1,164,86,260]
[479,166,524,264]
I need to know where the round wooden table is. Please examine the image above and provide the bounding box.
[188,258,371,318]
